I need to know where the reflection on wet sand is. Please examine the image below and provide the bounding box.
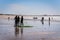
[15,27,19,37]
[1,18,60,40]
[41,21,44,25]
[49,21,50,26]
[14,23,23,40]
[20,27,23,40]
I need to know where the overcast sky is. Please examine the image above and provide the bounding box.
[0,0,60,15]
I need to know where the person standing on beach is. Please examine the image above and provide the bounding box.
[49,17,50,26]
[17,16,20,24]
[41,17,44,21]
[41,17,44,25]
[14,15,18,25]
[49,17,50,21]
[21,16,23,24]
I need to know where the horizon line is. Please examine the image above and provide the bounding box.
[0,14,60,16]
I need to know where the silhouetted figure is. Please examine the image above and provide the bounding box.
[41,17,44,25]
[49,17,50,21]
[49,17,50,26]
[17,16,20,24]
[41,17,44,21]
[21,16,23,24]
[14,15,18,26]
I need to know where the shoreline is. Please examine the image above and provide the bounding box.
[0,15,60,21]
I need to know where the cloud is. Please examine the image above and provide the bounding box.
[3,3,57,15]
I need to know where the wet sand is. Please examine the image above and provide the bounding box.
[0,19,60,40]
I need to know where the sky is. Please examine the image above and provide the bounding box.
[0,0,60,15]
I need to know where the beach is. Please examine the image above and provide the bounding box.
[0,16,60,40]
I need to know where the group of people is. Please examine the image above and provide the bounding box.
[41,17,51,25]
[14,15,23,26]
[41,17,50,21]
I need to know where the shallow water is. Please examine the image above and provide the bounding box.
[0,19,60,40]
